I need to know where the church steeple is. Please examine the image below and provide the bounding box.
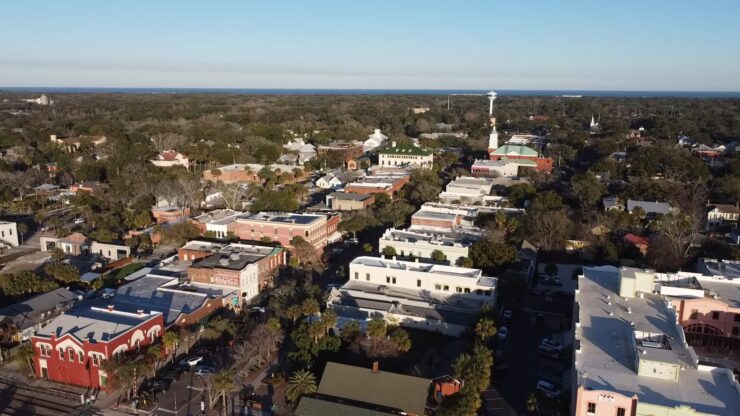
[488,117,499,151]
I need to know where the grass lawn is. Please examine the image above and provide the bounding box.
[109,262,145,281]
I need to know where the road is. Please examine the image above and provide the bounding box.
[153,371,206,416]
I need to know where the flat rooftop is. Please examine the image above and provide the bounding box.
[35,305,161,343]
[239,212,323,225]
[695,277,740,308]
[193,209,242,225]
[380,227,479,247]
[350,256,494,286]
[575,266,740,415]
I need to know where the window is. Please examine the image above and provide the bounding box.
[456,287,463,293]
[587,402,596,413]
[443,285,449,291]
[417,279,421,287]
[68,349,74,361]
[366,273,370,281]
[735,314,740,322]
[392,277,396,284]
[58,348,64,360]
[464,288,471,293]
[435,284,442,290]
[92,354,100,367]
[733,327,739,336]
[78,351,84,363]
[617,408,626,416]
[354,272,359,280]
[690,309,698,319]
[305,230,309,237]
[386,276,391,284]
[712,311,720,320]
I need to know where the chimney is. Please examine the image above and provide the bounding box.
[137,309,144,316]
[372,361,379,373]
[107,305,114,312]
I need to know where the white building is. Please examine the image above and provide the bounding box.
[327,257,497,336]
[149,150,189,169]
[193,209,243,238]
[706,203,739,229]
[471,159,535,178]
[438,176,494,205]
[378,227,479,265]
[378,143,433,169]
[363,129,388,153]
[315,174,343,190]
[0,221,20,247]
[282,138,317,164]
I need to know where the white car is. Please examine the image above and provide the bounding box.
[536,380,562,398]
[497,326,509,340]
[194,365,215,377]
[179,356,204,367]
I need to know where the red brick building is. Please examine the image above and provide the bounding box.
[31,306,164,390]
[488,144,553,173]
[317,141,364,162]
[236,212,330,251]
[344,174,410,198]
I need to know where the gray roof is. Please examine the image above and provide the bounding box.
[329,192,372,202]
[35,306,161,343]
[0,288,79,330]
[627,199,673,215]
[317,362,430,416]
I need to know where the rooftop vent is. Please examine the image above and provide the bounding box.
[219,257,230,266]
[229,252,240,261]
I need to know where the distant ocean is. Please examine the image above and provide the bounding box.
[1,87,739,98]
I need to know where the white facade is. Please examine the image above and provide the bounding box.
[363,129,388,153]
[0,221,20,247]
[90,241,131,260]
[348,256,496,301]
[471,159,531,178]
[315,174,343,189]
[378,228,477,264]
[488,118,499,150]
[438,176,494,205]
[378,144,433,169]
[149,151,189,169]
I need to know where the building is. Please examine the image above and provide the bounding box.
[295,362,431,416]
[488,144,553,173]
[0,221,19,247]
[317,141,364,162]
[508,134,545,145]
[438,176,494,205]
[572,266,740,416]
[363,128,388,153]
[314,174,343,190]
[622,233,649,255]
[328,256,496,336]
[378,142,433,169]
[202,163,307,184]
[282,138,317,164]
[626,199,675,216]
[692,144,725,159]
[378,227,480,264]
[0,288,79,344]
[471,158,536,178]
[188,242,285,302]
[152,206,191,224]
[149,150,190,169]
[236,212,330,250]
[31,305,164,390]
[344,173,410,198]
[50,134,107,153]
[39,232,131,261]
[326,192,375,211]
[70,181,105,195]
[191,209,242,238]
[706,203,739,229]
[410,203,478,231]
[602,195,623,211]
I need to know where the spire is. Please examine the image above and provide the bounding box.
[590,115,596,127]
[488,117,498,151]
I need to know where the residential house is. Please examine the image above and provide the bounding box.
[149,150,190,169]
[626,199,675,216]
[378,142,433,169]
[0,221,19,247]
[573,266,740,416]
[326,192,375,211]
[329,256,497,337]
[31,306,164,390]
[602,195,623,211]
[39,232,131,260]
[363,129,388,153]
[50,134,107,153]
[70,181,105,195]
[295,362,432,416]
[0,288,79,344]
[692,144,725,159]
[706,203,739,230]
[282,138,317,164]
[622,233,649,255]
[314,174,343,190]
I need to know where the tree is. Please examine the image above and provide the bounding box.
[216,182,249,210]
[470,241,517,270]
[571,173,605,210]
[146,345,163,376]
[456,257,474,268]
[506,183,536,208]
[431,249,447,263]
[286,304,302,326]
[50,247,66,261]
[340,320,361,343]
[301,298,320,317]
[523,210,571,251]
[286,370,318,403]
[526,393,539,414]
[648,211,703,271]
[405,169,442,205]
[363,243,373,253]
[339,212,376,238]
[320,309,337,335]
[381,245,397,258]
[0,271,58,297]
[44,262,80,283]
[367,318,387,340]
[389,326,412,352]
[474,318,497,343]
[211,370,235,414]
[290,236,324,276]
[162,331,180,364]
[250,189,300,212]
[17,223,28,245]
[14,342,35,374]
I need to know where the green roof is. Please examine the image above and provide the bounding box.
[500,157,537,166]
[317,362,430,415]
[490,144,539,157]
[379,145,432,156]
[295,396,396,416]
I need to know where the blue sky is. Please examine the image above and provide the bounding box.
[1,0,739,90]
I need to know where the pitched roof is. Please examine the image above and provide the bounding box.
[623,233,649,246]
[490,144,539,157]
[626,199,673,215]
[0,288,78,330]
[317,362,430,415]
[295,395,397,416]
[708,204,740,214]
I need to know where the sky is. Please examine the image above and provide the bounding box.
[1,0,739,91]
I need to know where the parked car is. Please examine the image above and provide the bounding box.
[537,344,560,359]
[74,218,85,224]
[346,237,359,244]
[248,306,266,314]
[497,326,509,340]
[536,380,562,398]
[541,338,564,351]
[179,355,204,367]
[502,309,513,322]
[142,379,170,393]
[326,283,339,291]
[194,365,215,377]
[159,371,179,382]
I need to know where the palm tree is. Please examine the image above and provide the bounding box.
[212,370,235,415]
[474,318,497,343]
[13,342,35,375]
[286,370,317,403]
[162,331,180,364]
[526,393,538,414]
[146,345,162,376]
